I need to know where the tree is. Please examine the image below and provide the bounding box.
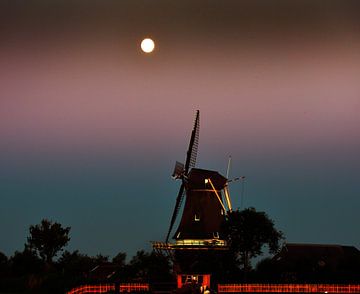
[27,219,71,264]
[0,251,7,271]
[58,250,94,275]
[58,250,96,289]
[223,207,284,272]
[112,252,126,267]
[10,246,43,276]
[0,251,9,287]
[129,250,172,283]
[93,254,109,264]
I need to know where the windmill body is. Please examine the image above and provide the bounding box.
[174,168,228,246]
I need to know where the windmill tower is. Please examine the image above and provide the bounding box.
[153,110,233,276]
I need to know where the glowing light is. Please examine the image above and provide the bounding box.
[218,284,360,293]
[141,38,155,53]
[67,283,149,294]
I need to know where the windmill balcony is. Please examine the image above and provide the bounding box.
[174,239,227,247]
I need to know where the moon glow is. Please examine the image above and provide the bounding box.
[141,38,155,53]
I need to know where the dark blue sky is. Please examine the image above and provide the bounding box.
[0,1,360,259]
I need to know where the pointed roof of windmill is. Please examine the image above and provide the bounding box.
[187,168,227,190]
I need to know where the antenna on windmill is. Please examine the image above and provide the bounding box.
[226,156,231,179]
[165,110,200,243]
[223,155,233,212]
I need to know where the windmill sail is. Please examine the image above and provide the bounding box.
[165,110,200,243]
[184,110,199,172]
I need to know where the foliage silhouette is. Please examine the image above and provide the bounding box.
[10,246,43,276]
[129,250,172,283]
[223,207,284,272]
[59,250,93,276]
[27,219,70,264]
[0,251,7,273]
[112,252,126,267]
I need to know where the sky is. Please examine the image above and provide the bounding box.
[0,1,360,260]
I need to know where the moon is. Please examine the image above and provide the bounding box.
[141,38,155,53]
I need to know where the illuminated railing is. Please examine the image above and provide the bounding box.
[67,283,149,294]
[120,283,149,292]
[152,239,228,251]
[151,241,173,250]
[218,284,360,293]
[175,239,227,247]
[67,284,114,294]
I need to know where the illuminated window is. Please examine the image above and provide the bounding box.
[194,214,200,221]
[213,232,219,239]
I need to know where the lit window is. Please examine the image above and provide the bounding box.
[213,232,219,239]
[194,214,200,221]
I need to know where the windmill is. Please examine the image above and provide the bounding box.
[152,110,233,254]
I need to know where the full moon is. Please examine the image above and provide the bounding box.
[141,38,155,53]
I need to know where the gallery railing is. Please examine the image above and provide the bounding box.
[67,283,149,294]
[218,283,360,293]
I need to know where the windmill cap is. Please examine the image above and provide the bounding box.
[188,168,227,190]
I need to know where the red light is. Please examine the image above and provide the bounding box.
[67,283,149,294]
[218,284,360,293]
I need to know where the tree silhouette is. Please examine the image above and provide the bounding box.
[10,246,43,276]
[0,251,9,284]
[129,250,172,283]
[0,252,7,270]
[112,252,126,267]
[59,250,94,275]
[223,207,284,272]
[27,219,70,264]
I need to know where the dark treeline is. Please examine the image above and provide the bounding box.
[0,219,173,293]
[2,208,360,293]
[0,242,172,293]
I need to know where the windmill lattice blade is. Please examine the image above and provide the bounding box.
[165,183,185,243]
[184,110,200,173]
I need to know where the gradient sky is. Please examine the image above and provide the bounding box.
[1,1,360,260]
